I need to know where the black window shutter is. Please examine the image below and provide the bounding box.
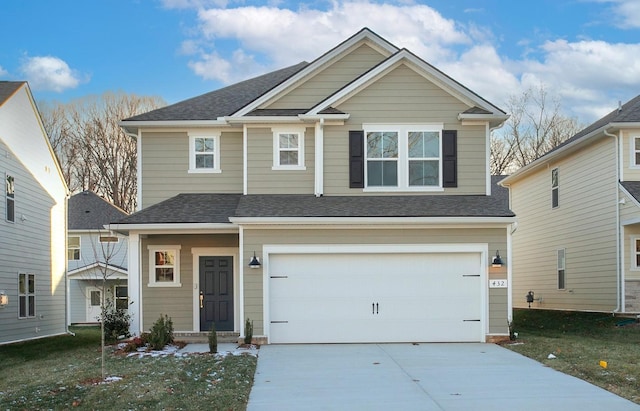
[349,130,365,188]
[442,130,457,188]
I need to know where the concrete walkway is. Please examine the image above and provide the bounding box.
[247,343,640,411]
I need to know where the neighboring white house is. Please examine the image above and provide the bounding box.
[67,191,128,324]
[0,81,69,345]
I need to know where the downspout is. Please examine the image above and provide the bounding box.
[603,127,622,313]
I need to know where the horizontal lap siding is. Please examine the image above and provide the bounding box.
[141,234,239,332]
[324,64,487,195]
[267,44,388,109]
[141,131,243,208]
[510,138,617,311]
[243,227,508,336]
[621,129,640,181]
[246,127,315,194]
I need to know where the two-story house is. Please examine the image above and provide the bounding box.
[501,95,640,314]
[67,191,128,324]
[0,81,68,345]
[115,28,515,344]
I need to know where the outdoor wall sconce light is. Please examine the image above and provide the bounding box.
[248,252,261,269]
[0,290,8,308]
[526,291,535,308]
[491,250,503,267]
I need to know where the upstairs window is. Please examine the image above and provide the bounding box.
[189,133,221,173]
[633,137,640,167]
[272,127,305,170]
[364,124,442,190]
[18,273,36,318]
[148,246,181,287]
[6,174,14,222]
[551,168,559,208]
[557,248,566,289]
[68,236,81,260]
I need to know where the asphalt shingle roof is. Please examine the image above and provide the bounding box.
[621,181,640,204]
[123,62,309,122]
[69,191,128,229]
[0,81,24,106]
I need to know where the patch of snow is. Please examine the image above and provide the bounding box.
[547,353,557,359]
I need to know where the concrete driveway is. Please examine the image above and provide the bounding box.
[247,343,640,411]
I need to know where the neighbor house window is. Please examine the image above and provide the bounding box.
[6,174,14,222]
[189,133,221,173]
[18,273,35,318]
[557,248,566,289]
[147,246,181,287]
[68,236,81,260]
[365,124,442,190]
[115,285,128,310]
[633,137,640,167]
[99,236,119,243]
[272,127,305,170]
[551,168,559,208]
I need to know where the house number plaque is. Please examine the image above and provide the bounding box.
[489,279,508,288]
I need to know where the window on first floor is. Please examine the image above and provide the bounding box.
[68,236,80,260]
[147,245,181,287]
[557,248,566,289]
[18,273,35,318]
[115,285,128,310]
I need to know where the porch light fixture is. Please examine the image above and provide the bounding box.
[0,290,8,308]
[491,251,503,267]
[248,252,261,269]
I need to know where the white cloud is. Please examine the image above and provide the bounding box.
[602,0,640,29]
[19,56,85,92]
[0,65,8,77]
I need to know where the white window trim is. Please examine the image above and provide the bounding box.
[147,245,182,287]
[631,136,640,168]
[188,132,221,173]
[68,235,81,261]
[632,236,640,271]
[557,248,566,290]
[18,272,36,319]
[272,126,306,170]
[363,123,444,192]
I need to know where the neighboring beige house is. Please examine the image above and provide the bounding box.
[0,81,68,345]
[501,94,640,313]
[115,28,515,344]
[67,191,128,324]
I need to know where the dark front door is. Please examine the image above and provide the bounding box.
[199,256,234,331]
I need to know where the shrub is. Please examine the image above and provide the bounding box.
[244,318,253,345]
[208,323,217,353]
[148,314,174,350]
[100,301,131,343]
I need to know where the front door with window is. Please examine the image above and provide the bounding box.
[87,287,101,322]
[199,256,234,331]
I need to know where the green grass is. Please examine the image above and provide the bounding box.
[505,309,640,404]
[0,326,257,410]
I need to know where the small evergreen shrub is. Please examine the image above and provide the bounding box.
[100,301,131,343]
[149,314,174,350]
[244,318,253,345]
[208,323,217,353]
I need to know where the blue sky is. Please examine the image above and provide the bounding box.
[2,0,640,124]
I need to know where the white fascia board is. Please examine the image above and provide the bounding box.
[232,29,398,117]
[118,120,231,130]
[297,114,350,123]
[109,223,239,235]
[223,116,302,124]
[229,216,515,227]
[458,113,510,128]
[68,263,128,278]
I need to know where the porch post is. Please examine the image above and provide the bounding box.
[128,233,142,336]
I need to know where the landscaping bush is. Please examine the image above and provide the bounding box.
[148,314,174,350]
[100,301,131,343]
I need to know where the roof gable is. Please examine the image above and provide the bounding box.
[0,81,24,106]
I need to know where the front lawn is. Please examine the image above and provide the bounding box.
[505,309,640,404]
[0,327,257,410]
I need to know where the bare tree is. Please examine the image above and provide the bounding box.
[491,84,582,174]
[41,92,165,212]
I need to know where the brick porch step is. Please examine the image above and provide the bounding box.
[174,331,240,344]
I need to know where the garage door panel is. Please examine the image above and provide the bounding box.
[269,251,483,343]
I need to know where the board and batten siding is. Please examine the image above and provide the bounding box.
[140,234,238,332]
[242,227,508,338]
[510,137,618,311]
[140,131,243,208]
[246,127,315,194]
[324,64,487,196]
[266,44,389,110]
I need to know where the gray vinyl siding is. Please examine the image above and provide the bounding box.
[141,131,243,208]
[246,127,315,194]
[324,64,487,195]
[140,234,238,332]
[510,137,618,311]
[242,227,508,337]
[69,280,127,323]
[0,141,65,344]
[68,232,128,272]
[266,44,388,109]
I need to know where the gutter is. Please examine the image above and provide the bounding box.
[603,127,623,313]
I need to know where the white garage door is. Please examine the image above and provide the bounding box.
[268,251,483,343]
